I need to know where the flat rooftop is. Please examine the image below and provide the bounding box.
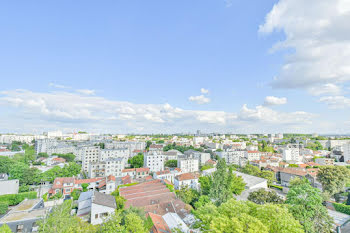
[11,199,41,212]
[0,208,47,223]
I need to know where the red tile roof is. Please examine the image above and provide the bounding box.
[147,212,171,233]
[175,172,199,181]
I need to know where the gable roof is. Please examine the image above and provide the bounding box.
[92,191,116,209]
[148,212,171,233]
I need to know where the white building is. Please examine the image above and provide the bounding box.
[89,157,125,178]
[216,150,246,165]
[342,143,350,162]
[192,152,211,165]
[82,146,101,173]
[144,152,164,172]
[77,191,116,225]
[0,179,19,195]
[177,156,199,173]
[282,147,301,162]
[153,168,182,183]
[174,173,199,190]
[245,151,261,161]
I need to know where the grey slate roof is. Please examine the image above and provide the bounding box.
[92,191,116,209]
[233,171,267,189]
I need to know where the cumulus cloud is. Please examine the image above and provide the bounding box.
[319,96,350,109]
[188,95,211,104]
[76,89,96,95]
[307,83,342,96]
[201,88,209,94]
[264,96,287,106]
[239,104,315,124]
[0,89,316,133]
[260,0,350,91]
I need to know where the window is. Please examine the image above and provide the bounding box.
[17,224,24,233]
[95,214,98,219]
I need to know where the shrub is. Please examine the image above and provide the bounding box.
[0,191,37,206]
[269,184,283,190]
[0,202,9,214]
[333,203,350,215]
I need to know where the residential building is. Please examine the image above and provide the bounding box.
[77,191,116,225]
[245,151,261,161]
[216,150,245,165]
[153,168,182,183]
[49,175,116,197]
[88,157,124,178]
[174,173,199,190]
[144,152,164,172]
[82,146,101,173]
[177,156,199,173]
[119,180,190,219]
[282,147,301,162]
[0,178,19,195]
[121,168,150,179]
[315,158,335,166]
[0,199,47,233]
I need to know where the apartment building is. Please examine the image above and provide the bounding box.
[245,151,261,161]
[82,146,101,173]
[89,157,125,178]
[282,147,301,162]
[144,152,164,172]
[216,150,246,165]
[177,156,199,173]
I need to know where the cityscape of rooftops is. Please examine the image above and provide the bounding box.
[1,0,350,232]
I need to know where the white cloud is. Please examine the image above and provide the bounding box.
[264,96,287,106]
[0,89,316,133]
[239,104,315,124]
[260,0,350,91]
[201,88,209,94]
[307,83,342,96]
[76,89,96,95]
[319,96,350,109]
[49,83,69,89]
[188,95,211,104]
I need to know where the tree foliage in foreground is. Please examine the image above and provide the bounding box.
[316,166,350,197]
[286,178,333,233]
[248,188,284,205]
[208,159,245,206]
[193,199,304,233]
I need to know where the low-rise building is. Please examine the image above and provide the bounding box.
[174,173,199,190]
[0,199,47,233]
[77,191,116,225]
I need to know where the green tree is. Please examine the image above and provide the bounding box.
[176,186,199,205]
[164,160,177,168]
[194,195,211,209]
[124,212,148,233]
[286,180,333,233]
[38,200,96,233]
[248,189,284,205]
[317,166,350,197]
[193,199,303,233]
[81,183,89,192]
[0,224,12,233]
[71,189,81,200]
[228,167,245,195]
[97,211,125,233]
[0,156,15,174]
[198,176,212,195]
[209,159,232,205]
[128,153,143,168]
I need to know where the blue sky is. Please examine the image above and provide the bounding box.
[0,0,349,134]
